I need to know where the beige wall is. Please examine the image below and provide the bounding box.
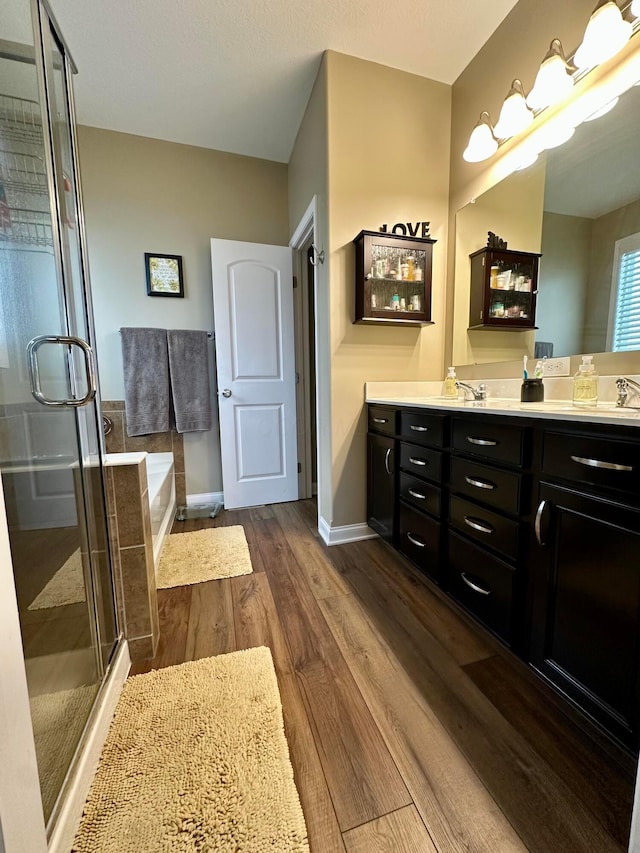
[288,56,332,523]
[452,161,546,366]
[538,211,592,358]
[325,51,451,526]
[78,126,289,498]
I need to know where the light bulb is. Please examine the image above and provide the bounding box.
[584,96,619,120]
[539,123,575,150]
[526,39,573,111]
[574,0,632,70]
[493,80,534,140]
[463,112,498,163]
[632,0,640,18]
[514,150,539,171]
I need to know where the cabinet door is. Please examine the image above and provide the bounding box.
[531,482,640,748]
[367,433,396,544]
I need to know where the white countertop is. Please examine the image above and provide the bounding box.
[365,379,640,428]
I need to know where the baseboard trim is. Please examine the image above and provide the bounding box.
[48,639,130,853]
[318,516,378,546]
[186,491,224,507]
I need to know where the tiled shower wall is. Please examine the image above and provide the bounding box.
[102,400,186,505]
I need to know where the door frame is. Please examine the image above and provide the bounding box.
[290,196,321,507]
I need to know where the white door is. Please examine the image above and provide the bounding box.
[211,239,298,509]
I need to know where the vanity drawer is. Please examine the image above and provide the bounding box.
[448,532,515,644]
[399,442,443,484]
[368,406,396,437]
[450,456,523,516]
[399,473,441,518]
[398,502,441,582]
[542,431,640,497]
[449,495,519,561]
[399,410,445,447]
[453,418,526,468]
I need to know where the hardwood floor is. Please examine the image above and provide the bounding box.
[131,500,637,852]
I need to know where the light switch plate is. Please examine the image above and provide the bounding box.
[542,357,571,376]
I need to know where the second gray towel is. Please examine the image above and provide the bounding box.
[167,329,212,433]
[121,327,173,436]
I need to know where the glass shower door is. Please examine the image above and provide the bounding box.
[0,0,117,827]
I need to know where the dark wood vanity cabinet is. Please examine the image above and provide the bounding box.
[367,406,397,543]
[367,403,640,751]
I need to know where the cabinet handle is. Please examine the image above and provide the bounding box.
[467,436,498,446]
[464,516,495,535]
[408,488,426,500]
[535,499,548,546]
[384,447,393,476]
[373,417,388,424]
[410,424,429,432]
[570,455,633,473]
[406,532,426,548]
[409,456,427,466]
[460,572,491,596]
[464,475,495,491]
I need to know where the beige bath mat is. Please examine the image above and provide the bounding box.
[28,550,85,610]
[157,525,253,588]
[72,647,309,853]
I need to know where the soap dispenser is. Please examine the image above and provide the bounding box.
[444,366,458,398]
[573,355,598,407]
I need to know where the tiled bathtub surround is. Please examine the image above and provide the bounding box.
[104,453,159,662]
[102,400,186,506]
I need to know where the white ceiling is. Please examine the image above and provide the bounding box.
[50,0,519,163]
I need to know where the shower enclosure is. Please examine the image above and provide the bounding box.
[0,0,121,837]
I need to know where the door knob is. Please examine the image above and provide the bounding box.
[222,388,232,398]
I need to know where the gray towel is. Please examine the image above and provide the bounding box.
[121,327,173,436]
[167,329,212,433]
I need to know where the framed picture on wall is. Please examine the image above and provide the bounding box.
[145,253,184,297]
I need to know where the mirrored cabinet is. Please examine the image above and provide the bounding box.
[354,230,435,326]
[468,247,541,331]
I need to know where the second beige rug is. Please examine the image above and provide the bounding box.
[157,525,253,589]
[72,647,309,852]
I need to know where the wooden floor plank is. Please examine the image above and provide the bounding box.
[253,516,412,832]
[129,585,191,675]
[231,572,346,853]
[464,654,635,847]
[321,593,527,853]
[271,501,350,600]
[342,805,438,853]
[327,541,624,853]
[184,579,235,661]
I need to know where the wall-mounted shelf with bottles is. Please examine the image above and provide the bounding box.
[354,230,435,326]
[468,246,541,331]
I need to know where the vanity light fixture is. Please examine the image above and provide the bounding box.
[514,149,539,171]
[538,123,576,150]
[574,0,632,70]
[526,39,574,111]
[584,95,620,119]
[632,0,640,18]
[463,111,498,163]
[493,79,534,140]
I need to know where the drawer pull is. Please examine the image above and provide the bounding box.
[535,499,548,547]
[460,572,491,596]
[384,447,393,476]
[410,425,429,432]
[464,475,495,491]
[373,417,388,424]
[406,532,426,548]
[464,516,495,535]
[467,436,498,447]
[409,456,427,466]
[570,455,633,473]
[408,488,426,500]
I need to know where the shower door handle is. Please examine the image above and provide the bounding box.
[27,335,97,407]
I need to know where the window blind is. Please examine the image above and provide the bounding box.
[613,247,640,352]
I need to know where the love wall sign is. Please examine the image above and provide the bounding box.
[380,221,431,238]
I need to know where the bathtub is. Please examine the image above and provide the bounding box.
[145,452,176,569]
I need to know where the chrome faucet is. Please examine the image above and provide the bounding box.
[615,377,640,409]
[456,381,488,401]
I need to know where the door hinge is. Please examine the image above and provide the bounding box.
[297,462,302,473]
[293,275,298,289]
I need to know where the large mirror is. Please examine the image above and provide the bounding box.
[453,81,640,366]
